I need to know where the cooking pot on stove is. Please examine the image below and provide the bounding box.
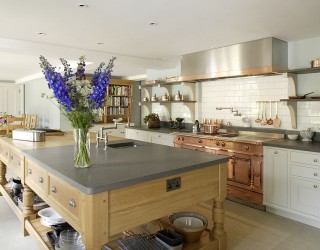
[204,124,219,134]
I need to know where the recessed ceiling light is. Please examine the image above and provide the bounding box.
[78,3,89,8]
[37,32,47,35]
[97,42,104,45]
[149,22,158,26]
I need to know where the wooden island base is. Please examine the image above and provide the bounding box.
[0,134,228,250]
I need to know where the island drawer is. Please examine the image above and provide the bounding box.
[25,160,48,198]
[8,149,23,177]
[0,143,9,164]
[48,174,81,224]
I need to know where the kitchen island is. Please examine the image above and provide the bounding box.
[0,134,228,250]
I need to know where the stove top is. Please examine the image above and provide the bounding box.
[173,131,282,144]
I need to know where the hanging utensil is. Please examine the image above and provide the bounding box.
[273,102,281,128]
[261,102,266,126]
[267,102,273,125]
[255,102,262,123]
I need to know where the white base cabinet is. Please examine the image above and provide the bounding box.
[264,146,320,228]
[264,147,288,208]
[126,128,174,147]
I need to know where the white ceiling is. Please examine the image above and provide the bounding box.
[1,0,320,83]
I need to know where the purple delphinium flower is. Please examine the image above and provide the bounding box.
[90,57,116,108]
[40,56,73,112]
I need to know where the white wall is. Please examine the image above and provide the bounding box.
[142,36,320,131]
[24,77,61,129]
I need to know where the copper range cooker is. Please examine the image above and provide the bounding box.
[173,132,282,210]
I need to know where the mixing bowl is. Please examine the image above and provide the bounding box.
[169,212,208,243]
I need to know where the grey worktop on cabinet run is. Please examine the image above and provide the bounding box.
[22,140,228,195]
[263,139,320,153]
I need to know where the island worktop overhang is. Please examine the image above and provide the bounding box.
[21,139,229,194]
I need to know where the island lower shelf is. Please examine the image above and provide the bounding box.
[25,202,219,250]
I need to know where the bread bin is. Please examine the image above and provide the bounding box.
[12,129,45,142]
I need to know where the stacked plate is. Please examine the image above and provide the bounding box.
[38,207,66,227]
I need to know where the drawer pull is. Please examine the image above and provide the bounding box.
[17,161,20,166]
[314,173,318,176]
[314,184,318,188]
[314,159,318,163]
[5,152,8,156]
[69,199,76,208]
[51,186,57,193]
[10,156,13,160]
[274,151,278,154]
[38,177,43,183]
[28,169,32,174]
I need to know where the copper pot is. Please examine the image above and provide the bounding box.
[204,124,219,134]
[310,59,320,68]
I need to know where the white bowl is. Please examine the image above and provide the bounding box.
[38,207,64,222]
[288,134,299,140]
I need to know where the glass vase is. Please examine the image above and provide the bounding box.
[73,128,90,168]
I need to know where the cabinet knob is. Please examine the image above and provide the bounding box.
[198,139,202,143]
[314,184,318,188]
[216,142,220,146]
[245,146,249,150]
[38,177,43,183]
[28,169,32,174]
[5,152,8,156]
[314,173,318,177]
[314,159,318,163]
[69,199,76,208]
[17,161,20,166]
[182,137,184,141]
[274,151,278,154]
[177,136,180,140]
[10,156,13,160]
[51,186,57,193]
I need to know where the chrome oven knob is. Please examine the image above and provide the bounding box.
[221,142,225,147]
[216,141,220,146]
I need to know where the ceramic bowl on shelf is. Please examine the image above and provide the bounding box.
[38,207,65,227]
[168,212,208,243]
[288,134,299,140]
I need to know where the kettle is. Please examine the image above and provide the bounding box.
[193,120,200,133]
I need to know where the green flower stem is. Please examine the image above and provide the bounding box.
[74,129,90,168]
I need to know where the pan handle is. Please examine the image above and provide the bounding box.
[303,92,314,98]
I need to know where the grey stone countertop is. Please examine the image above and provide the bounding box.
[263,139,320,153]
[127,125,177,133]
[21,139,228,195]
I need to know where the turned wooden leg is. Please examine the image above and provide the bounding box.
[212,198,227,250]
[0,161,7,186]
[22,184,35,236]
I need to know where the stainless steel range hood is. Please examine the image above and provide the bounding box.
[180,37,288,81]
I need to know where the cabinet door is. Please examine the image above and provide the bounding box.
[264,147,288,208]
[291,177,320,217]
[126,129,148,142]
[108,127,126,138]
[148,132,174,147]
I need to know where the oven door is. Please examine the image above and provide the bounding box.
[216,150,262,193]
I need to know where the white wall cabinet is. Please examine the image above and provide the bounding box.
[263,147,288,208]
[264,146,320,228]
[126,128,174,147]
[0,84,24,115]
